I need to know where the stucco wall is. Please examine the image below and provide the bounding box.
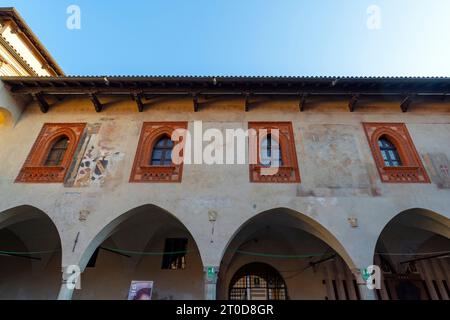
[0,217,61,299]
[0,96,449,299]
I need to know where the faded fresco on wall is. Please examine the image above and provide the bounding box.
[423,153,450,189]
[74,145,124,187]
[70,123,125,187]
[297,124,378,197]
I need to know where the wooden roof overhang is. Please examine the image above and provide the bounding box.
[2,76,450,113]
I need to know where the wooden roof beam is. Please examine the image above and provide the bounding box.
[348,95,359,112]
[244,93,250,112]
[132,93,144,112]
[400,96,412,112]
[299,94,307,112]
[89,93,103,112]
[193,94,199,112]
[31,92,49,113]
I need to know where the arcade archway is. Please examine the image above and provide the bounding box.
[73,204,204,300]
[374,208,450,300]
[0,205,62,299]
[218,208,360,300]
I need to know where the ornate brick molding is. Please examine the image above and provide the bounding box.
[16,123,86,183]
[363,122,430,183]
[130,122,187,183]
[249,122,300,183]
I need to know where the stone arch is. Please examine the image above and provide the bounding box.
[220,207,355,270]
[0,205,62,299]
[377,208,449,242]
[218,207,359,300]
[73,204,205,300]
[0,205,62,246]
[373,208,450,300]
[78,204,204,270]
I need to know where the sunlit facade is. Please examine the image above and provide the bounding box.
[0,7,449,301]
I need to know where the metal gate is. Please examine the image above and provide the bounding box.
[229,263,288,300]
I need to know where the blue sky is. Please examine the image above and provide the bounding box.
[1,0,450,76]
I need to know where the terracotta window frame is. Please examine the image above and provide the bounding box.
[363,122,430,183]
[249,122,300,183]
[15,123,86,183]
[130,122,187,183]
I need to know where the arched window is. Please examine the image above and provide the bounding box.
[151,136,174,165]
[229,263,287,300]
[378,137,402,167]
[44,136,69,166]
[363,123,429,183]
[260,134,282,166]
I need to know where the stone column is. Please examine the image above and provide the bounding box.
[204,266,219,300]
[358,285,377,300]
[57,282,75,300]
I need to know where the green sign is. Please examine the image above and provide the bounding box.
[207,267,216,279]
[360,268,370,281]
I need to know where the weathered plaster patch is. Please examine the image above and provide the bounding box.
[298,124,377,197]
[79,210,90,221]
[423,153,450,188]
[189,197,234,209]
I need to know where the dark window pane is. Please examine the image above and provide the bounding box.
[378,137,402,167]
[161,238,188,270]
[44,136,69,166]
[152,149,163,160]
[150,136,174,166]
[260,134,282,167]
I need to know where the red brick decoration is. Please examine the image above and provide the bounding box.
[16,123,86,183]
[130,122,188,183]
[249,122,300,183]
[363,122,430,183]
